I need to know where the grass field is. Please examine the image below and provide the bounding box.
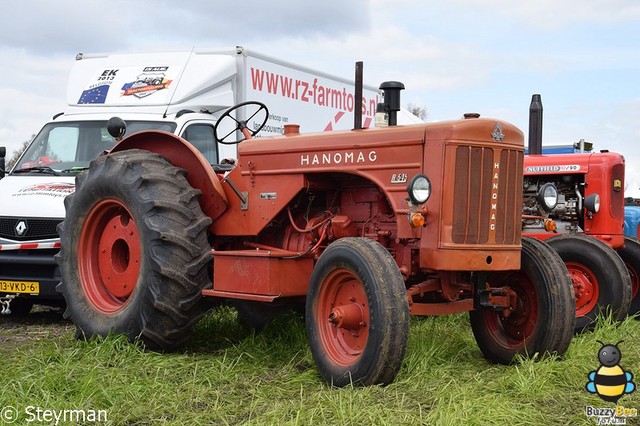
[1,307,639,425]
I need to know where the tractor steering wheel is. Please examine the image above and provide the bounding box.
[214,101,269,145]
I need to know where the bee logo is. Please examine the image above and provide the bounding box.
[586,341,636,403]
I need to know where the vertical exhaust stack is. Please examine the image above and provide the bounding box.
[354,61,363,130]
[0,146,5,178]
[380,81,405,126]
[528,94,543,155]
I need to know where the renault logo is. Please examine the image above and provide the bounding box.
[15,220,27,236]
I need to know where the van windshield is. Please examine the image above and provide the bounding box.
[13,120,176,174]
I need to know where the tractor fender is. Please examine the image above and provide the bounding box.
[111,130,228,222]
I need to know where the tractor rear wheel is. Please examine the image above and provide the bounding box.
[547,234,632,331]
[470,237,575,364]
[306,238,409,387]
[616,236,640,316]
[56,150,212,350]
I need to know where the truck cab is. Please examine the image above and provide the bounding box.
[0,109,231,314]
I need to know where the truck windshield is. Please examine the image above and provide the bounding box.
[13,120,176,174]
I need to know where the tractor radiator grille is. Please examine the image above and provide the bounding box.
[452,146,523,245]
[611,163,625,220]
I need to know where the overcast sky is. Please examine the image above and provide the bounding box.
[1,0,639,194]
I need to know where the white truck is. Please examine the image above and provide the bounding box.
[0,46,405,315]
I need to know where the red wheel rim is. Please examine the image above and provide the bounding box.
[565,261,599,317]
[484,273,538,349]
[316,268,370,366]
[78,198,141,313]
[624,261,639,301]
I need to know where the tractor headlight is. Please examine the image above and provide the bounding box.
[536,182,558,212]
[407,174,431,205]
[584,193,600,213]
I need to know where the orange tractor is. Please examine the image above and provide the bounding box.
[522,94,636,330]
[56,81,575,386]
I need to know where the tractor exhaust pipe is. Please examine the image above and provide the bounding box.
[380,81,405,126]
[528,94,543,155]
[0,146,5,178]
[354,61,363,130]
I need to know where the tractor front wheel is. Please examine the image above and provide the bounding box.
[56,150,212,350]
[547,234,632,331]
[470,237,575,364]
[306,238,409,387]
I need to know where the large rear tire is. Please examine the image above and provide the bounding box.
[470,237,575,364]
[56,150,212,350]
[306,238,409,387]
[547,234,632,331]
[616,236,640,316]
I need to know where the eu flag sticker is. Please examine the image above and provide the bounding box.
[78,84,110,104]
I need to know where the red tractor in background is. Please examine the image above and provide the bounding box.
[55,76,575,387]
[522,94,638,330]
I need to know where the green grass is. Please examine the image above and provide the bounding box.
[1,309,639,425]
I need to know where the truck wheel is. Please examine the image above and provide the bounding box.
[56,150,212,350]
[616,236,640,316]
[547,234,632,331]
[470,237,575,364]
[306,238,409,387]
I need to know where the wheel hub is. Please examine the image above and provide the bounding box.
[482,272,538,348]
[566,262,598,316]
[79,199,142,313]
[328,302,366,332]
[97,213,141,298]
[317,268,370,364]
[502,286,534,338]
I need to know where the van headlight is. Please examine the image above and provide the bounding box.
[537,182,558,212]
[407,174,431,205]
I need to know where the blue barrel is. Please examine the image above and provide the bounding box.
[624,206,640,238]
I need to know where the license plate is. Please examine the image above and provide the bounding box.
[0,280,39,294]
